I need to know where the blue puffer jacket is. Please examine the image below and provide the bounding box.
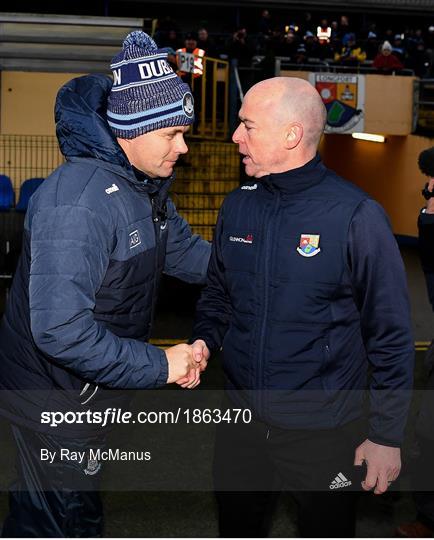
[0,74,210,433]
[192,155,414,446]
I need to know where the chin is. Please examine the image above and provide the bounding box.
[244,165,255,178]
[159,167,174,178]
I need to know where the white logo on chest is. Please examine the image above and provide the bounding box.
[129,230,141,249]
[105,184,119,195]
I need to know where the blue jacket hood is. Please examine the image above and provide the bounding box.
[55,74,129,169]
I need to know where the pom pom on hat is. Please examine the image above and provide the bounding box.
[122,30,158,52]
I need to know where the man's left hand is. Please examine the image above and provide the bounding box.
[354,439,401,495]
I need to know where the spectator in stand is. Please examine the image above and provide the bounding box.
[301,12,314,35]
[157,29,181,69]
[406,28,425,55]
[330,20,341,41]
[334,33,367,66]
[340,15,352,36]
[365,31,380,60]
[373,41,404,73]
[407,42,432,78]
[257,9,273,53]
[153,16,180,48]
[177,32,205,133]
[227,27,254,67]
[177,32,205,81]
[329,20,342,57]
[426,26,434,51]
[303,31,321,58]
[197,27,218,58]
[163,29,181,51]
[258,9,273,37]
[294,43,308,65]
[275,31,300,59]
[383,28,395,44]
[316,18,333,59]
[392,34,406,62]
[317,18,331,44]
[426,26,434,71]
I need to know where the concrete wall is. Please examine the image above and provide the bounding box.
[0,71,83,135]
[320,133,433,237]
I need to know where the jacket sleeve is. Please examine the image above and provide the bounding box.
[191,205,232,351]
[29,205,168,389]
[418,211,434,310]
[163,198,211,284]
[348,199,414,447]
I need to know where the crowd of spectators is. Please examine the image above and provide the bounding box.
[154,11,434,77]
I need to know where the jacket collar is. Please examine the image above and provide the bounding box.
[261,154,327,194]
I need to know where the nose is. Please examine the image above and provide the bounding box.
[232,123,243,144]
[175,133,188,155]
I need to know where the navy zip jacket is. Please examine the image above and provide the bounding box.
[192,155,414,446]
[0,74,210,434]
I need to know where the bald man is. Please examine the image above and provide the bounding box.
[191,77,414,537]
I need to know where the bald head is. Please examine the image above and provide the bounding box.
[233,77,327,177]
[246,77,327,152]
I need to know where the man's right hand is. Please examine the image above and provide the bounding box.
[165,344,196,384]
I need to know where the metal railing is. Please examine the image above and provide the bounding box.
[413,79,434,135]
[187,56,230,141]
[275,56,415,76]
[0,135,64,199]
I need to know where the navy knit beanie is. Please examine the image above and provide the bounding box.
[107,31,194,139]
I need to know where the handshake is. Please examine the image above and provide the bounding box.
[165,339,210,389]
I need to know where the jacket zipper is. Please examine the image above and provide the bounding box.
[256,192,280,417]
[148,196,162,336]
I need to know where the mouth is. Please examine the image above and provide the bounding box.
[241,153,251,164]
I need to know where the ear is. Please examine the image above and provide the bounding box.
[284,123,303,149]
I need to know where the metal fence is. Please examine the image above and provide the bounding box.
[0,135,64,200]
[414,79,434,135]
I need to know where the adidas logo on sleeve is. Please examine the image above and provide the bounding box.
[329,472,352,489]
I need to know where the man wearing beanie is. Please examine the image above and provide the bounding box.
[0,31,210,537]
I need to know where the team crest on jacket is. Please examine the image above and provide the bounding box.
[296,234,321,257]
